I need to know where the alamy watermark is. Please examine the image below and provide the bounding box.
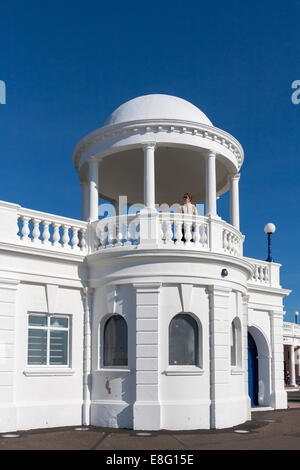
[0,80,6,104]
[291,80,300,105]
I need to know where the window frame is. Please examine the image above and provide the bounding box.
[100,314,129,369]
[167,312,203,374]
[27,312,71,368]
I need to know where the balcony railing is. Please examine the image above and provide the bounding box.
[283,322,300,337]
[92,211,243,257]
[0,201,245,259]
[16,206,88,254]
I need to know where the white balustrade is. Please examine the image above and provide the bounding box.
[17,207,246,259]
[17,208,88,253]
[159,213,209,250]
[252,263,269,284]
[95,215,139,249]
[223,228,241,256]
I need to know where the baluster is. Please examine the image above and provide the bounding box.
[62,225,70,248]
[174,220,183,245]
[21,216,30,241]
[223,230,229,252]
[71,227,79,249]
[124,220,132,245]
[99,224,107,248]
[232,236,237,256]
[107,221,116,247]
[80,228,87,252]
[264,266,269,283]
[193,222,200,245]
[165,217,173,244]
[52,223,60,247]
[42,221,51,245]
[230,233,235,254]
[253,265,258,281]
[184,220,192,244]
[32,218,41,244]
[116,220,123,246]
[201,224,208,247]
[135,222,140,245]
[159,217,166,242]
[258,265,263,281]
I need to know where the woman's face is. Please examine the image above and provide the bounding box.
[184,195,191,203]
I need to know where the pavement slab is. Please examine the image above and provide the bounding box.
[0,407,300,451]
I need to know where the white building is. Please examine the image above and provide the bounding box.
[0,94,294,432]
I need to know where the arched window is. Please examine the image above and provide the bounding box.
[231,317,241,367]
[103,315,128,366]
[169,314,199,366]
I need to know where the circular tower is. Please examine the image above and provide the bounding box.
[73,94,253,430]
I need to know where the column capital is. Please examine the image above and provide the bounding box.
[206,150,217,158]
[142,142,156,150]
[208,285,232,297]
[133,282,162,293]
[228,172,240,182]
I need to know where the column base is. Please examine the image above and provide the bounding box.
[270,390,288,409]
[133,401,161,431]
[91,400,133,428]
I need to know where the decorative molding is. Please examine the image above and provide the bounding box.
[94,368,131,376]
[23,368,75,377]
[179,284,194,312]
[45,284,59,314]
[73,120,243,170]
[106,285,118,313]
[163,367,204,376]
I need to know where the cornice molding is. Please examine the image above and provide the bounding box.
[73,119,244,170]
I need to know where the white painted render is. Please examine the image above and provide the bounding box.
[0,94,293,433]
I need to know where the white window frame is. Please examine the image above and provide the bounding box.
[27,312,71,368]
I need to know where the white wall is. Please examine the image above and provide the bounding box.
[15,282,84,430]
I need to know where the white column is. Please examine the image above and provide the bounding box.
[229,173,240,230]
[290,345,296,387]
[209,285,231,428]
[269,311,287,408]
[88,160,99,222]
[205,151,217,217]
[297,348,300,385]
[143,143,156,210]
[0,278,19,432]
[133,282,161,430]
[80,182,89,221]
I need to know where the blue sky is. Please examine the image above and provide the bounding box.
[0,1,299,321]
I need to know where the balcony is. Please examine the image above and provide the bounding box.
[0,200,284,291]
[90,211,243,257]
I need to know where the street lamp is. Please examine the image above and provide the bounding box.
[295,311,299,325]
[264,223,276,262]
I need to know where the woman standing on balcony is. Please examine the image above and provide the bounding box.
[178,192,197,215]
[177,192,197,242]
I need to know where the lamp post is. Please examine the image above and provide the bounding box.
[295,311,299,325]
[264,223,276,262]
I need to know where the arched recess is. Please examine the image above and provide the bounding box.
[169,313,203,368]
[248,325,271,407]
[231,317,242,368]
[102,314,128,367]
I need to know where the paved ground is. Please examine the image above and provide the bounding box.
[1,394,300,451]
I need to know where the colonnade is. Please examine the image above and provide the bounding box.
[80,144,241,231]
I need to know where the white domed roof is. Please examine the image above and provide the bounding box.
[104,94,213,127]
